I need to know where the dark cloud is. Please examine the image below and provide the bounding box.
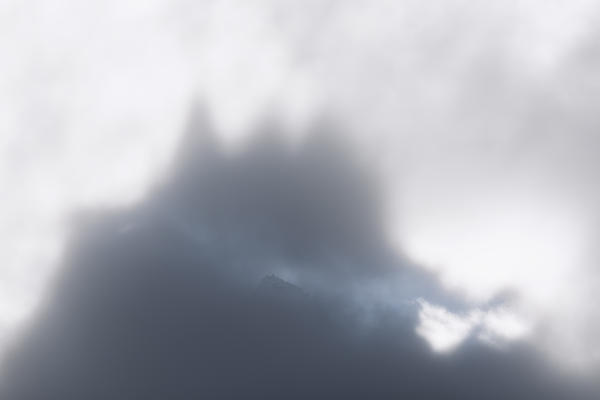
[1,107,598,399]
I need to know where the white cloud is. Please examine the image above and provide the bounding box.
[416,299,479,352]
[416,300,532,353]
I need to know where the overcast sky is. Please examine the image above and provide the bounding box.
[1,0,600,397]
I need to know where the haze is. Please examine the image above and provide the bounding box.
[1,0,600,397]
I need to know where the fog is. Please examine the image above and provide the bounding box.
[1,0,600,397]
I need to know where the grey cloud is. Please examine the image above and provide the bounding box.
[1,108,598,399]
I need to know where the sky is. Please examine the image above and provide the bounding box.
[1,0,600,397]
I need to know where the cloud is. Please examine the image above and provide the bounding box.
[1,112,598,399]
[416,299,479,353]
[416,300,532,353]
[3,0,600,390]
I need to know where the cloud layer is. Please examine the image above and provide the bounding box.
[1,114,598,399]
[3,0,600,388]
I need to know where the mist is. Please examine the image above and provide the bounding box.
[2,0,600,397]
